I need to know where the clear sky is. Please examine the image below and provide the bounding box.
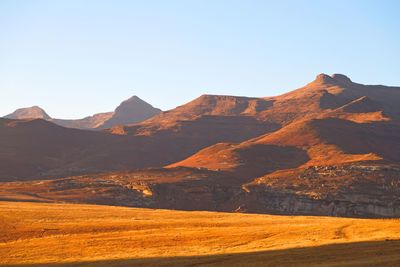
[1,0,399,119]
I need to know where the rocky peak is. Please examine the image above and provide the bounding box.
[96,96,161,129]
[332,74,352,83]
[4,106,51,120]
[114,95,159,114]
[118,95,143,105]
[313,73,353,85]
[314,73,335,84]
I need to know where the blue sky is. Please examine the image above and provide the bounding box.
[1,0,399,118]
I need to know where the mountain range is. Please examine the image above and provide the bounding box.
[1,73,400,218]
[4,95,161,129]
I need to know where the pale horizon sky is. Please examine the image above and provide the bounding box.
[1,0,400,119]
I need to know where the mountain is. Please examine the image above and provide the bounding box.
[4,106,51,120]
[107,73,400,137]
[96,96,161,129]
[108,95,274,135]
[3,96,161,130]
[1,73,400,218]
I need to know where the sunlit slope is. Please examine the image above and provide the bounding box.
[1,201,400,266]
[170,117,400,172]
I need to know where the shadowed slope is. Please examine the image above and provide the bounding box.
[0,116,274,181]
[0,118,201,180]
[0,118,146,180]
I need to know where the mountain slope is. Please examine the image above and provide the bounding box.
[169,117,400,176]
[0,116,273,181]
[256,73,400,126]
[51,112,114,129]
[0,118,169,180]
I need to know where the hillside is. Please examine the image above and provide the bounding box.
[0,118,183,180]
[258,73,400,125]
[0,116,270,181]
[169,116,400,175]
[51,112,114,129]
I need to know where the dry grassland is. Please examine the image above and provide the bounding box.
[1,201,400,266]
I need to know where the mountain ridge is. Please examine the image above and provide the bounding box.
[3,95,161,130]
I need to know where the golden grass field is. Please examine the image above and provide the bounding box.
[1,201,400,266]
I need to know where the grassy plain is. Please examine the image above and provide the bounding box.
[1,201,400,266]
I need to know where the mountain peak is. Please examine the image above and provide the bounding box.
[122,95,141,103]
[116,95,158,111]
[96,96,161,129]
[4,106,51,120]
[314,73,352,84]
[314,73,334,83]
[331,73,352,83]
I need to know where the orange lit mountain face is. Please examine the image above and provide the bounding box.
[1,74,400,218]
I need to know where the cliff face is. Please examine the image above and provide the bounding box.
[240,164,400,218]
[239,191,400,218]
[1,162,400,218]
